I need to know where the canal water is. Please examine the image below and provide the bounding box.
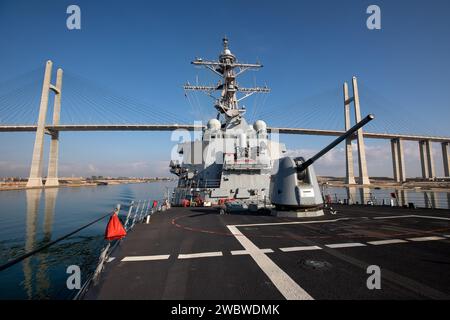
[0,181,174,300]
[0,182,449,299]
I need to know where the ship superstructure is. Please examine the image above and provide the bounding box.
[170,38,286,207]
[81,39,450,303]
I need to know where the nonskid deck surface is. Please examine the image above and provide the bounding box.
[84,205,450,300]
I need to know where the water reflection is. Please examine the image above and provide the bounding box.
[24,189,42,298]
[346,186,357,205]
[448,193,450,209]
[360,187,370,205]
[44,189,57,242]
[36,189,58,298]
[23,189,58,299]
[0,182,174,299]
[423,192,437,209]
[396,190,408,207]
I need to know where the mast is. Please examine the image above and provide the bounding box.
[184,38,270,123]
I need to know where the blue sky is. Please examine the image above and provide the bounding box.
[1,0,450,178]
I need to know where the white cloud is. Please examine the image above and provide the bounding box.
[88,163,97,173]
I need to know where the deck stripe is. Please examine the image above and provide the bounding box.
[406,236,446,242]
[235,215,450,228]
[178,251,223,259]
[325,242,366,248]
[231,249,273,255]
[121,255,170,262]
[367,239,408,245]
[411,215,450,221]
[227,225,313,300]
[280,246,322,252]
[373,215,416,220]
[234,218,351,228]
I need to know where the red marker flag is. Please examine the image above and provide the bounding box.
[105,213,127,241]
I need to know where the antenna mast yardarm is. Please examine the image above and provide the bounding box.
[183,38,270,122]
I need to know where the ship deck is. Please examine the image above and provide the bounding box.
[84,205,450,300]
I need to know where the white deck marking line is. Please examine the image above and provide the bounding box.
[411,215,450,221]
[231,249,273,255]
[367,239,408,245]
[227,225,313,300]
[178,251,223,259]
[325,243,366,248]
[234,217,351,228]
[122,255,170,262]
[280,246,322,252]
[373,215,416,220]
[373,214,450,221]
[406,236,446,242]
[443,235,450,238]
[235,214,450,228]
[107,257,116,262]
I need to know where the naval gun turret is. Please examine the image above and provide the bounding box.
[270,114,375,217]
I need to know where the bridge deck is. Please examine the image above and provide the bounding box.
[1,124,449,142]
[84,205,450,300]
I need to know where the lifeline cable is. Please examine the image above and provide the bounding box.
[0,211,114,272]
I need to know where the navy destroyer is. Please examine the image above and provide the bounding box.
[170,38,372,217]
[169,37,280,210]
[83,39,450,301]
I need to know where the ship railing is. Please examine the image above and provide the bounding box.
[0,197,170,299]
[323,190,450,210]
[223,162,270,171]
[75,198,170,299]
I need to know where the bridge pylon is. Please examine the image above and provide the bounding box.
[45,68,63,187]
[442,142,450,177]
[26,61,63,188]
[391,138,406,182]
[343,82,356,184]
[343,77,370,185]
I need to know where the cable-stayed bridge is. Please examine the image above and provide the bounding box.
[0,60,449,187]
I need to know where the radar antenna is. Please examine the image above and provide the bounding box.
[184,38,270,123]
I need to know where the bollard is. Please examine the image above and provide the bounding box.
[146,215,150,224]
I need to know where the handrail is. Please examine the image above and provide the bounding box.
[73,198,169,300]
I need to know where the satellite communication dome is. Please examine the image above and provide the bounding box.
[207,119,221,130]
[253,120,267,132]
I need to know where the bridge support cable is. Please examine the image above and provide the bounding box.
[2,60,450,185]
[63,71,188,125]
[0,79,41,124]
[359,81,443,137]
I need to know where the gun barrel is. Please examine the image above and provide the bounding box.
[297,114,375,172]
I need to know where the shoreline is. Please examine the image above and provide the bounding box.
[1,177,449,192]
[0,180,174,192]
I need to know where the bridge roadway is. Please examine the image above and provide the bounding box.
[1,124,450,143]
